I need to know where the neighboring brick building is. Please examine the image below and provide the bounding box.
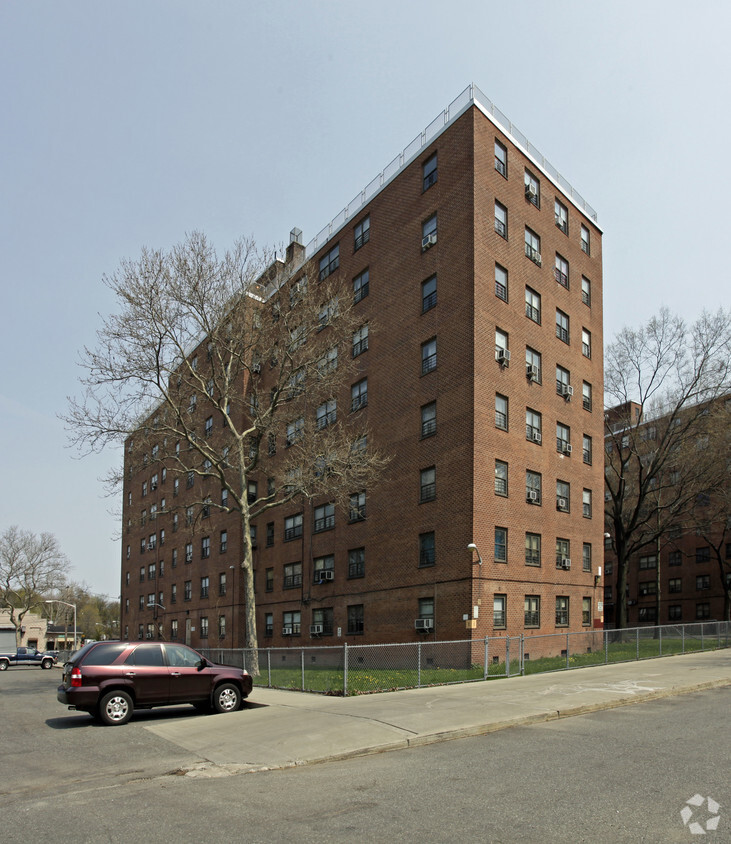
[121,85,605,649]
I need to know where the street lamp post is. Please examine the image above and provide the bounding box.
[45,599,77,654]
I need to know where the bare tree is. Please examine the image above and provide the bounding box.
[0,526,70,645]
[65,232,388,667]
[604,307,731,629]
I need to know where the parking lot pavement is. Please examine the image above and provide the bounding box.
[143,648,731,775]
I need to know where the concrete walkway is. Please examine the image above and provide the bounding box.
[145,648,731,776]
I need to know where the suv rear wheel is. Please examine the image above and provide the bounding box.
[212,683,241,713]
[41,658,54,669]
[98,690,134,726]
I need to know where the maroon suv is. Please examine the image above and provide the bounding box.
[57,641,252,726]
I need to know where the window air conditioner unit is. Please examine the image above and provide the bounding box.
[148,542,155,551]
[563,443,573,455]
[526,490,539,503]
[281,626,293,636]
[318,570,334,582]
[415,618,434,631]
[525,183,537,199]
[309,624,323,636]
[495,348,510,366]
[561,384,574,399]
[532,431,542,443]
[422,233,437,250]
[557,497,569,511]
[526,364,539,381]
[561,558,571,569]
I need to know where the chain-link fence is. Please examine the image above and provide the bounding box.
[201,620,730,696]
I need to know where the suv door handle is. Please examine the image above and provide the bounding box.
[171,672,181,677]
[125,671,136,677]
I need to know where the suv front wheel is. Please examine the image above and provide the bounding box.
[212,683,241,713]
[98,690,134,726]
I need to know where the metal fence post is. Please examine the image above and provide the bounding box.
[636,627,640,660]
[505,636,510,678]
[566,632,570,670]
[301,648,305,690]
[659,626,663,657]
[701,624,705,651]
[267,648,272,688]
[417,641,422,688]
[484,636,489,680]
[520,634,525,676]
[604,628,608,664]
[682,625,685,654]
[343,642,348,696]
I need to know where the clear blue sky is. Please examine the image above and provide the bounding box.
[1,1,729,596]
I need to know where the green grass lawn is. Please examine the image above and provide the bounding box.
[250,632,728,695]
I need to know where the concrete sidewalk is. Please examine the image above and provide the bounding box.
[145,649,731,777]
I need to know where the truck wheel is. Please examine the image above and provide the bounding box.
[98,690,133,726]
[212,683,241,713]
[41,658,54,669]
[0,659,8,671]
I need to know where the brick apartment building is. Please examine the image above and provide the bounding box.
[603,400,731,627]
[121,85,605,649]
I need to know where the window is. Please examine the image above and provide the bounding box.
[283,611,301,635]
[201,536,210,559]
[582,328,592,359]
[422,153,437,191]
[556,365,570,397]
[422,214,437,250]
[553,252,569,288]
[422,275,437,312]
[184,580,192,601]
[264,613,273,637]
[283,562,303,590]
[524,228,541,265]
[525,532,541,567]
[669,605,682,621]
[185,542,193,564]
[419,532,435,567]
[170,584,177,605]
[171,548,177,567]
[526,408,542,443]
[221,487,229,508]
[555,596,569,627]
[639,555,657,570]
[351,378,368,411]
[583,434,592,465]
[582,381,592,412]
[582,598,592,626]
[186,471,194,489]
[495,264,508,301]
[312,607,334,636]
[525,287,541,323]
[317,347,338,375]
[696,547,711,563]
[556,538,570,567]
[525,596,540,628]
[418,597,435,625]
[526,470,542,504]
[421,401,437,438]
[494,201,508,239]
[495,460,508,496]
[582,543,592,572]
[218,572,227,597]
[494,139,507,177]
[580,224,590,255]
[316,399,337,430]
[668,578,682,594]
[319,243,340,280]
[582,489,592,518]
[284,514,303,541]
[557,481,570,512]
[200,576,209,599]
[495,328,509,363]
[264,568,273,592]
[696,575,710,591]
[555,199,568,234]
[639,607,657,623]
[556,309,570,344]
[349,491,366,522]
[581,276,591,306]
[526,347,541,382]
[495,394,508,430]
[314,503,335,533]
[420,466,436,502]
[493,594,507,628]
[524,169,540,207]
[313,555,334,582]
[348,547,365,578]
[696,603,710,620]
[354,215,370,250]
[204,416,213,438]
[218,615,226,639]
[347,604,364,635]
[421,338,437,374]
[669,550,683,566]
[494,527,507,563]
[353,268,369,303]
